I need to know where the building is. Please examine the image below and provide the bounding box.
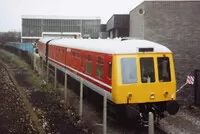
[129,0,200,104]
[106,14,129,38]
[21,15,101,43]
[99,24,108,39]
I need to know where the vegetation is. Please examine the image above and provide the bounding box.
[0,31,21,45]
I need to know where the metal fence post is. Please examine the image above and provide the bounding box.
[54,66,57,88]
[41,58,44,77]
[33,53,35,70]
[46,62,49,83]
[79,78,83,118]
[148,112,154,134]
[103,91,107,134]
[64,72,68,105]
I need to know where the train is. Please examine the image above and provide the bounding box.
[36,37,179,126]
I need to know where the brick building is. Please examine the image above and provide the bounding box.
[129,0,200,104]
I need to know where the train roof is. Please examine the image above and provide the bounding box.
[39,38,171,54]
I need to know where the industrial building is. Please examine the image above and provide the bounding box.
[99,24,108,39]
[21,15,101,43]
[106,14,129,38]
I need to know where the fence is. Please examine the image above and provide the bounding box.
[4,42,35,67]
[38,57,108,134]
[6,42,34,53]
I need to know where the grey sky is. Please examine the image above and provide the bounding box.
[0,0,143,32]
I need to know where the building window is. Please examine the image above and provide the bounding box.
[139,9,145,15]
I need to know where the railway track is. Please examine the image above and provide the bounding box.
[0,60,46,134]
[155,125,168,134]
[67,78,167,134]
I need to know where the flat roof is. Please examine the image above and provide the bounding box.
[22,15,101,20]
[106,14,129,24]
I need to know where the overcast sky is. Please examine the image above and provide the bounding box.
[0,0,143,32]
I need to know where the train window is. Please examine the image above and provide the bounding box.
[81,56,84,67]
[86,61,92,74]
[86,55,92,74]
[76,53,80,58]
[140,58,155,83]
[72,51,75,57]
[157,57,171,82]
[121,58,137,84]
[96,64,103,78]
[96,56,104,64]
[108,62,112,79]
[87,55,92,61]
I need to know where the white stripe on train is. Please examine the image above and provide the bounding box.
[48,57,112,89]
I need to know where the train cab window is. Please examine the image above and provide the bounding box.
[121,58,137,84]
[86,55,92,74]
[157,57,171,82]
[96,56,104,78]
[140,58,155,83]
[108,62,112,79]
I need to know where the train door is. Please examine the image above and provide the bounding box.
[80,51,85,73]
[75,51,81,71]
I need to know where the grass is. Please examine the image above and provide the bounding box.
[0,49,56,92]
[0,48,97,133]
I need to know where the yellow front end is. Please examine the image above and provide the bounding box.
[112,53,176,104]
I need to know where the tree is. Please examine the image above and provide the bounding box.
[0,31,21,45]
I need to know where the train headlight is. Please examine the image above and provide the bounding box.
[127,93,133,104]
[164,91,169,97]
[171,93,175,100]
[127,93,132,100]
[150,93,155,99]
